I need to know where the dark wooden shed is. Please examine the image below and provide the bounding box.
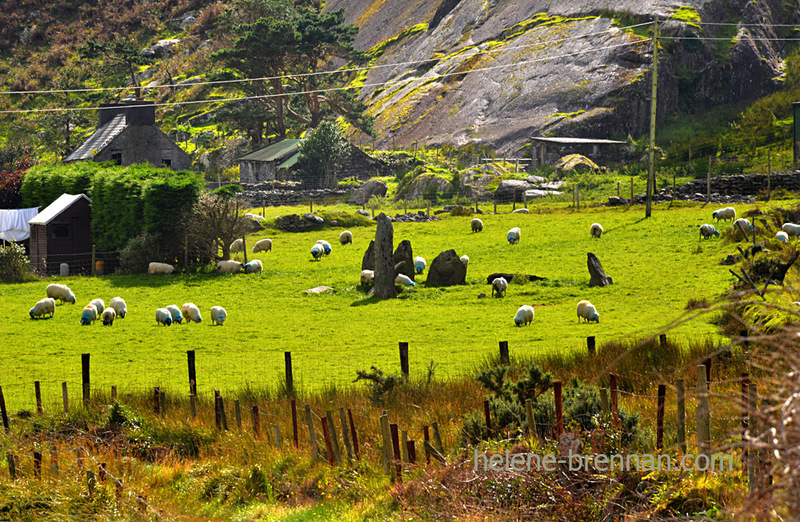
[28,193,92,275]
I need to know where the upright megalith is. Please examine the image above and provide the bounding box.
[361,240,375,271]
[587,253,613,287]
[393,239,415,281]
[374,214,397,299]
[426,249,467,287]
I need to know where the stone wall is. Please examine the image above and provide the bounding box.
[673,171,800,197]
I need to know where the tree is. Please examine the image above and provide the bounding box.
[296,120,349,189]
[187,194,249,261]
[0,145,32,209]
[78,39,154,98]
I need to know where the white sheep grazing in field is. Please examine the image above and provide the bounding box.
[89,298,105,315]
[155,308,173,326]
[217,260,244,274]
[782,223,800,237]
[230,239,244,254]
[360,270,375,286]
[513,208,529,214]
[507,227,521,245]
[514,305,534,326]
[577,300,600,323]
[712,207,736,222]
[776,231,789,243]
[30,298,55,319]
[102,307,116,326]
[460,255,469,268]
[311,243,324,261]
[46,283,75,304]
[244,259,263,274]
[182,303,202,323]
[148,262,175,275]
[166,304,183,324]
[252,238,273,253]
[700,224,720,239]
[491,277,508,298]
[244,212,266,222]
[339,230,353,245]
[395,273,416,287]
[109,297,127,318]
[414,256,427,274]
[80,304,97,326]
[471,218,483,232]
[316,239,332,255]
[590,223,603,238]
[211,305,228,326]
[734,218,754,237]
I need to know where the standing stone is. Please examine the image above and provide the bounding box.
[393,240,415,281]
[587,253,613,287]
[374,214,397,299]
[426,250,467,287]
[361,240,375,271]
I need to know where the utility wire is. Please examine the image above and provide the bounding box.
[0,39,651,115]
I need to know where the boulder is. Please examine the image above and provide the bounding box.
[356,209,371,217]
[361,240,375,271]
[274,213,325,232]
[403,174,452,201]
[373,214,397,299]
[426,249,467,287]
[348,179,388,205]
[587,253,613,287]
[141,39,181,58]
[494,179,532,203]
[393,240,415,281]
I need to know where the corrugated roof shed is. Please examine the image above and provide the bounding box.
[531,137,626,145]
[238,139,302,163]
[64,114,127,162]
[29,194,92,225]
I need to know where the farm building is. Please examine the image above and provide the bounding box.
[28,193,93,275]
[64,101,191,171]
[238,138,390,186]
[531,137,627,166]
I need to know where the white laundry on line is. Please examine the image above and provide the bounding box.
[0,207,39,241]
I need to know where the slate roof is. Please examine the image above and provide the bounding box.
[29,194,92,226]
[64,114,127,162]
[531,137,626,145]
[238,139,301,163]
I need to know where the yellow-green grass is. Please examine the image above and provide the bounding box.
[0,200,771,411]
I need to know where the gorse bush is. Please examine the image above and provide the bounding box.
[0,241,31,282]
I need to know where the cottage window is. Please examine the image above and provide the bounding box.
[111,152,122,166]
[51,224,70,239]
[162,158,172,167]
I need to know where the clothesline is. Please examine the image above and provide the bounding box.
[0,207,39,241]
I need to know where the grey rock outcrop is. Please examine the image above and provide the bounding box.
[494,180,531,203]
[426,249,466,287]
[348,179,388,205]
[403,174,452,201]
[275,213,325,232]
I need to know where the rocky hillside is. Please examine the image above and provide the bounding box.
[329,0,795,154]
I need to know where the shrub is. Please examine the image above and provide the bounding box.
[0,241,32,282]
[354,366,404,404]
[117,233,162,274]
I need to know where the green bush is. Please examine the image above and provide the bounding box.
[0,241,31,282]
[117,233,162,274]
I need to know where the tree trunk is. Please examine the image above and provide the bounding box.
[373,214,397,299]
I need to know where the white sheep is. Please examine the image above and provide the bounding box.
[460,255,469,268]
[89,298,105,315]
[514,305,534,326]
[734,218,753,238]
[244,259,263,274]
[782,223,800,237]
[109,297,127,318]
[311,243,324,261]
[315,239,332,255]
[712,207,736,222]
[414,256,427,274]
[491,277,508,298]
[471,218,483,232]
[360,269,375,286]
[577,300,599,323]
[230,238,244,253]
[252,238,273,253]
[244,212,266,222]
[512,208,530,214]
[182,303,202,323]
[776,231,789,243]
[507,227,521,245]
[395,273,416,287]
[217,260,243,274]
[339,231,353,245]
[80,304,97,326]
[102,307,116,326]
[166,304,183,324]
[30,298,55,319]
[155,308,173,326]
[590,223,603,238]
[148,262,175,275]
[46,283,75,304]
[700,224,720,239]
[211,305,227,326]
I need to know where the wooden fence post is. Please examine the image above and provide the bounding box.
[339,407,354,461]
[273,425,282,448]
[554,381,563,438]
[220,396,228,431]
[234,400,242,430]
[348,409,360,460]
[111,385,117,402]
[696,366,710,459]
[33,451,42,478]
[380,413,394,478]
[153,387,160,415]
[305,405,320,461]
[609,374,619,429]
[741,373,749,468]
[432,422,444,454]
[251,405,261,437]
[483,400,493,439]
[499,341,509,365]
[62,382,68,413]
[677,379,686,453]
[399,342,409,378]
[390,423,402,482]
[748,382,760,491]
[407,440,416,464]
[98,462,107,483]
[6,452,15,480]
[525,398,536,438]
[190,394,197,419]
[325,411,342,464]
[702,357,712,389]
[187,350,197,396]
[34,381,42,414]
[320,417,335,466]
[587,336,596,357]
[284,352,294,396]
[400,430,409,463]
[214,392,222,430]
[423,425,431,464]
[659,333,667,348]
[82,353,90,407]
[291,399,299,448]
[0,386,9,434]
[656,384,666,450]
[86,470,96,497]
[600,388,609,415]
[50,445,58,477]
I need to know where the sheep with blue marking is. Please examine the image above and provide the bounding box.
[46,283,75,305]
[577,300,599,323]
[109,297,127,318]
[507,227,521,245]
[102,307,116,326]
[492,277,508,298]
[182,303,202,323]
[316,239,332,256]
[734,218,754,239]
[514,305,534,326]
[155,308,173,326]
[339,231,353,245]
[471,218,483,232]
[166,304,183,324]
[414,256,426,274]
[700,224,720,239]
[211,305,227,326]
[311,243,324,261]
[777,231,789,243]
[590,223,603,238]
[80,304,98,326]
[252,238,273,253]
[712,207,736,223]
[395,274,416,287]
[244,259,262,274]
[30,298,55,319]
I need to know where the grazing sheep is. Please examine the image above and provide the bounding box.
[577,300,600,323]
[734,218,754,238]
[89,298,105,315]
[166,304,183,324]
[217,260,243,274]
[148,262,175,275]
[460,255,469,268]
[155,308,173,326]
[339,230,353,245]
[414,256,427,274]
[80,304,97,326]
[315,239,332,255]
[360,269,375,286]
[102,307,116,326]
[776,231,789,243]
[211,305,227,326]
[244,212,266,222]
[46,283,75,304]
[491,277,508,298]
[514,305,534,326]
[700,224,720,239]
[30,298,55,319]
[109,297,127,318]
[590,223,603,238]
[244,259,263,274]
[471,218,483,233]
[395,273,416,287]
[311,243,324,261]
[712,207,736,223]
[782,223,800,237]
[507,227,521,245]
[252,238,273,253]
[513,208,530,214]
[182,303,202,323]
[230,239,245,254]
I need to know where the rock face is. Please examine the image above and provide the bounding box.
[348,179,388,205]
[426,249,467,287]
[393,239,415,281]
[275,213,325,232]
[494,180,531,203]
[587,253,613,287]
[373,214,397,298]
[402,174,452,201]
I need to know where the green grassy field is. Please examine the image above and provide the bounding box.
[0,200,770,411]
